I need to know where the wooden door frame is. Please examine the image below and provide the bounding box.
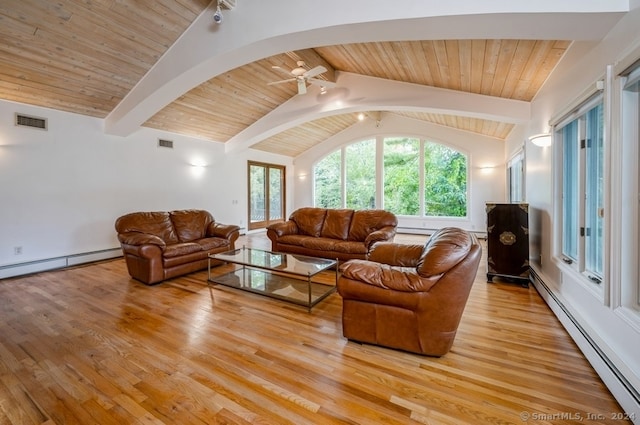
[247,161,286,231]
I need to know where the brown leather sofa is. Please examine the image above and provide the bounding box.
[266,207,397,262]
[115,209,240,284]
[337,227,481,356]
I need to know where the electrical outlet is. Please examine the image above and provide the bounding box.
[14,246,22,255]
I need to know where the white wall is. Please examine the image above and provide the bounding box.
[294,113,505,233]
[519,5,640,419]
[0,100,292,269]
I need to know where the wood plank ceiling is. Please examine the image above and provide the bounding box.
[0,1,571,157]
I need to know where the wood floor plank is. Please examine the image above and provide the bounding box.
[0,233,630,424]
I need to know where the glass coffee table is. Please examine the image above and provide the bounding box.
[208,247,337,311]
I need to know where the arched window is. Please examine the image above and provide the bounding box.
[313,136,468,218]
[346,139,376,209]
[313,149,341,209]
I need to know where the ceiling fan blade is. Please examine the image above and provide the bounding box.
[267,78,296,86]
[303,65,327,78]
[271,65,293,77]
[308,78,337,88]
[297,79,307,95]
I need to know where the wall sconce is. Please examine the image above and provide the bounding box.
[529,133,552,147]
[357,111,382,127]
[188,158,207,179]
[477,165,497,175]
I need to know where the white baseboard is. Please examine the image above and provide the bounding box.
[530,268,640,424]
[0,248,122,279]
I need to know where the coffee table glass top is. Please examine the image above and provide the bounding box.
[208,247,337,311]
[212,248,336,276]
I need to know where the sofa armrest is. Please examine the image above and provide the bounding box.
[121,243,163,260]
[266,221,299,240]
[208,223,241,240]
[340,260,439,292]
[364,226,397,249]
[117,232,166,249]
[368,242,424,266]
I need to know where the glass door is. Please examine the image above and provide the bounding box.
[248,161,285,230]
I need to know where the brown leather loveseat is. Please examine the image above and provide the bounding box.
[337,227,481,356]
[266,207,397,262]
[115,209,240,284]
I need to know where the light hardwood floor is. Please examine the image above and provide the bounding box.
[0,232,629,424]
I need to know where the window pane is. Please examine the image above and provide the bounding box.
[383,137,419,215]
[562,120,579,260]
[314,150,342,208]
[269,168,283,220]
[621,69,640,308]
[249,165,265,224]
[509,154,524,202]
[585,103,604,276]
[346,139,376,209]
[423,142,467,217]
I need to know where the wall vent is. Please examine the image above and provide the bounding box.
[15,113,47,130]
[158,139,174,149]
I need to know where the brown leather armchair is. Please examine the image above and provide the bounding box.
[337,227,481,356]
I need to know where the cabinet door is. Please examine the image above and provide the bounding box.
[486,203,529,283]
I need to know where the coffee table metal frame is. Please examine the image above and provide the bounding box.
[208,247,337,311]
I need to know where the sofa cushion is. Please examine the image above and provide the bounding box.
[280,236,367,256]
[277,235,308,247]
[290,208,327,237]
[332,241,367,255]
[196,237,230,251]
[300,237,338,252]
[320,209,353,240]
[163,242,203,258]
[348,210,397,241]
[417,227,472,277]
[115,211,179,244]
[170,209,213,242]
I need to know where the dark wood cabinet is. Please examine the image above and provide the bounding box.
[486,203,530,286]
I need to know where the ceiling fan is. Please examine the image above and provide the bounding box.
[268,61,336,95]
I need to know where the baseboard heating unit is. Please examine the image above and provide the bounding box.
[0,248,122,279]
[397,227,486,239]
[529,267,640,423]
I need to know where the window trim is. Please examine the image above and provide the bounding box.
[617,62,640,315]
[312,134,469,219]
[554,91,606,298]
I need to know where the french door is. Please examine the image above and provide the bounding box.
[248,161,286,230]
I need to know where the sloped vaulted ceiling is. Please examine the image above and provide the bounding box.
[0,1,628,156]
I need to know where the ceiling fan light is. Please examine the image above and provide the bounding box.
[297,79,307,95]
